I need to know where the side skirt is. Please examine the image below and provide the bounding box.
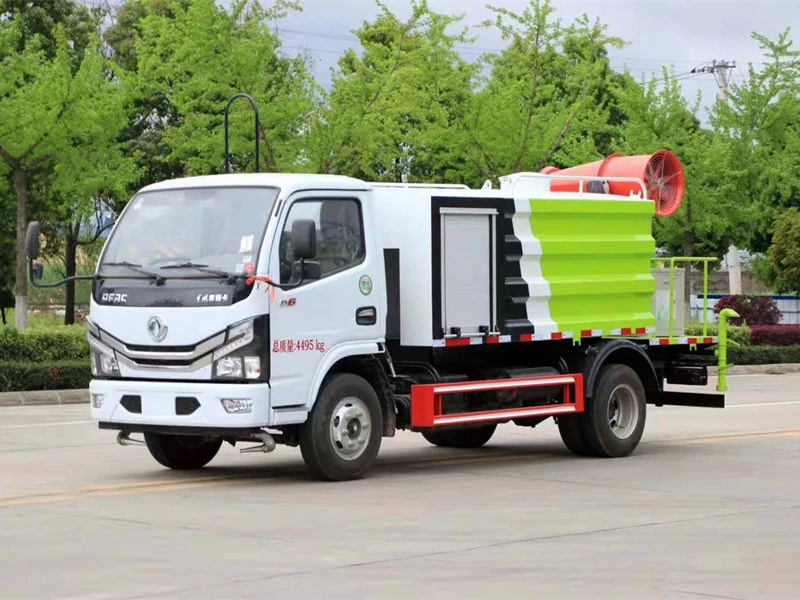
[410,373,584,429]
[648,390,725,408]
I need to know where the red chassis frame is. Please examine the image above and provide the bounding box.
[409,374,585,429]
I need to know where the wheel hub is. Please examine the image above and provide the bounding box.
[607,383,639,440]
[330,396,371,460]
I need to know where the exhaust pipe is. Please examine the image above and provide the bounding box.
[116,431,145,446]
[240,431,277,454]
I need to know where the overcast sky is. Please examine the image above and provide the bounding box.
[272,0,799,120]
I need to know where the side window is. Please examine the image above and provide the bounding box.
[279,198,365,283]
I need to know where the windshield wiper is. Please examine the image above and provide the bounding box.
[102,261,166,285]
[159,261,242,284]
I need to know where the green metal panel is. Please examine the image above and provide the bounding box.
[530,197,657,334]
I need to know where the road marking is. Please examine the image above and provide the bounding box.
[0,474,245,502]
[0,479,249,508]
[2,428,799,509]
[654,428,800,445]
[727,400,800,408]
[0,420,93,430]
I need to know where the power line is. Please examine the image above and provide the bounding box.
[274,25,739,68]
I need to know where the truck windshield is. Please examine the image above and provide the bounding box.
[99,186,280,276]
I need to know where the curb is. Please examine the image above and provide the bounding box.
[0,389,89,407]
[1,363,800,407]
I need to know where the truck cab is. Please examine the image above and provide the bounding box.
[63,173,390,478]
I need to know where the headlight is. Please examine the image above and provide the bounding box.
[216,356,243,378]
[212,319,254,361]
[89,337,119,376]
[212,318,266,381]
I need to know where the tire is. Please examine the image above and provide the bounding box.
[421,424,497,448]
[573,364,647,458]
[299,373,383,482]
[144,433,222,470]
[556,415,594,457]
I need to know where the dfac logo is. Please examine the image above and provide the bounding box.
[147,315,168,343]
[101,292,127,304]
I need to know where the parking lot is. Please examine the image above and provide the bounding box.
[1,373,799,600]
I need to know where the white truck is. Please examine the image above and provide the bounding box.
[25,97,735,481]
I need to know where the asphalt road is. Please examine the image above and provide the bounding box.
[1,374,799,600]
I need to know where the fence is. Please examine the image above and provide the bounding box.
[691,295,800,325]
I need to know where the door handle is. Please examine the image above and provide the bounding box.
[355,306,377,326]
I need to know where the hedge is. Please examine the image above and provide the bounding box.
[0,326,89,362]
[729,345,800,366]
[750,325,800,347]
[0,360,92,392]
[685,323,751,347]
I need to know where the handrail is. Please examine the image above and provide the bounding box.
[500,172,648,199]
[650,256,718,338]
[224,93,260,174]
[368,182,470,189]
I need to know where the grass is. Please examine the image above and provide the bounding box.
[1,309,86,329]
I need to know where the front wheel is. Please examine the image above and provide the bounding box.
[144,433,222,470]
[299,373,384,481]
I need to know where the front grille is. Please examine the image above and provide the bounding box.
[124,342,197,353]
[175,396,200,416]
[120,395,142,413]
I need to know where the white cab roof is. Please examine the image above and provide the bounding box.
[139,172,370,194]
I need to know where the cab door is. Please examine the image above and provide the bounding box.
[266,189,384,410]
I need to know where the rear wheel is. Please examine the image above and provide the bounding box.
[421,424,497,448]
[556,414,593,456]
[144,433,222,470]
[299,373,383,481]
[559,364,647,458]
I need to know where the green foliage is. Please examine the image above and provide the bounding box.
[0,359,91,391]
[708,29,800,254]
[0,6,132,328]
[0,0,97,62]
[128,0,315,176]
[766,208,800,294]
[463,0,626,184]
[306,0,475,183]
[729,345,800,366]
[0,325,88,362]
[685,322,751,347]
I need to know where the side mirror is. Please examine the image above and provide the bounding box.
[25,221,41,260]
[31,263,43,281]
[291,219,317,260]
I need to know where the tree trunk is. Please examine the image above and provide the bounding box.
[1,307,6,325]
[64,220,82,326]
[13,167,29,330]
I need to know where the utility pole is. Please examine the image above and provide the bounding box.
[691,60,741,296]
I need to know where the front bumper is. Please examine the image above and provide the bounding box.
[89,379,273,430]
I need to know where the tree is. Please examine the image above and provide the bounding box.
[765,208,800,295]
[462,0,626,185]
[0,3,126,328]
[615,67,746,263]
[0,166,14,325]
[709,29,800,255]
[125,0,317,177]
[305,0,476,183]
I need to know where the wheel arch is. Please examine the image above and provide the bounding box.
[308,345,396,437]
[580,340,661,400]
